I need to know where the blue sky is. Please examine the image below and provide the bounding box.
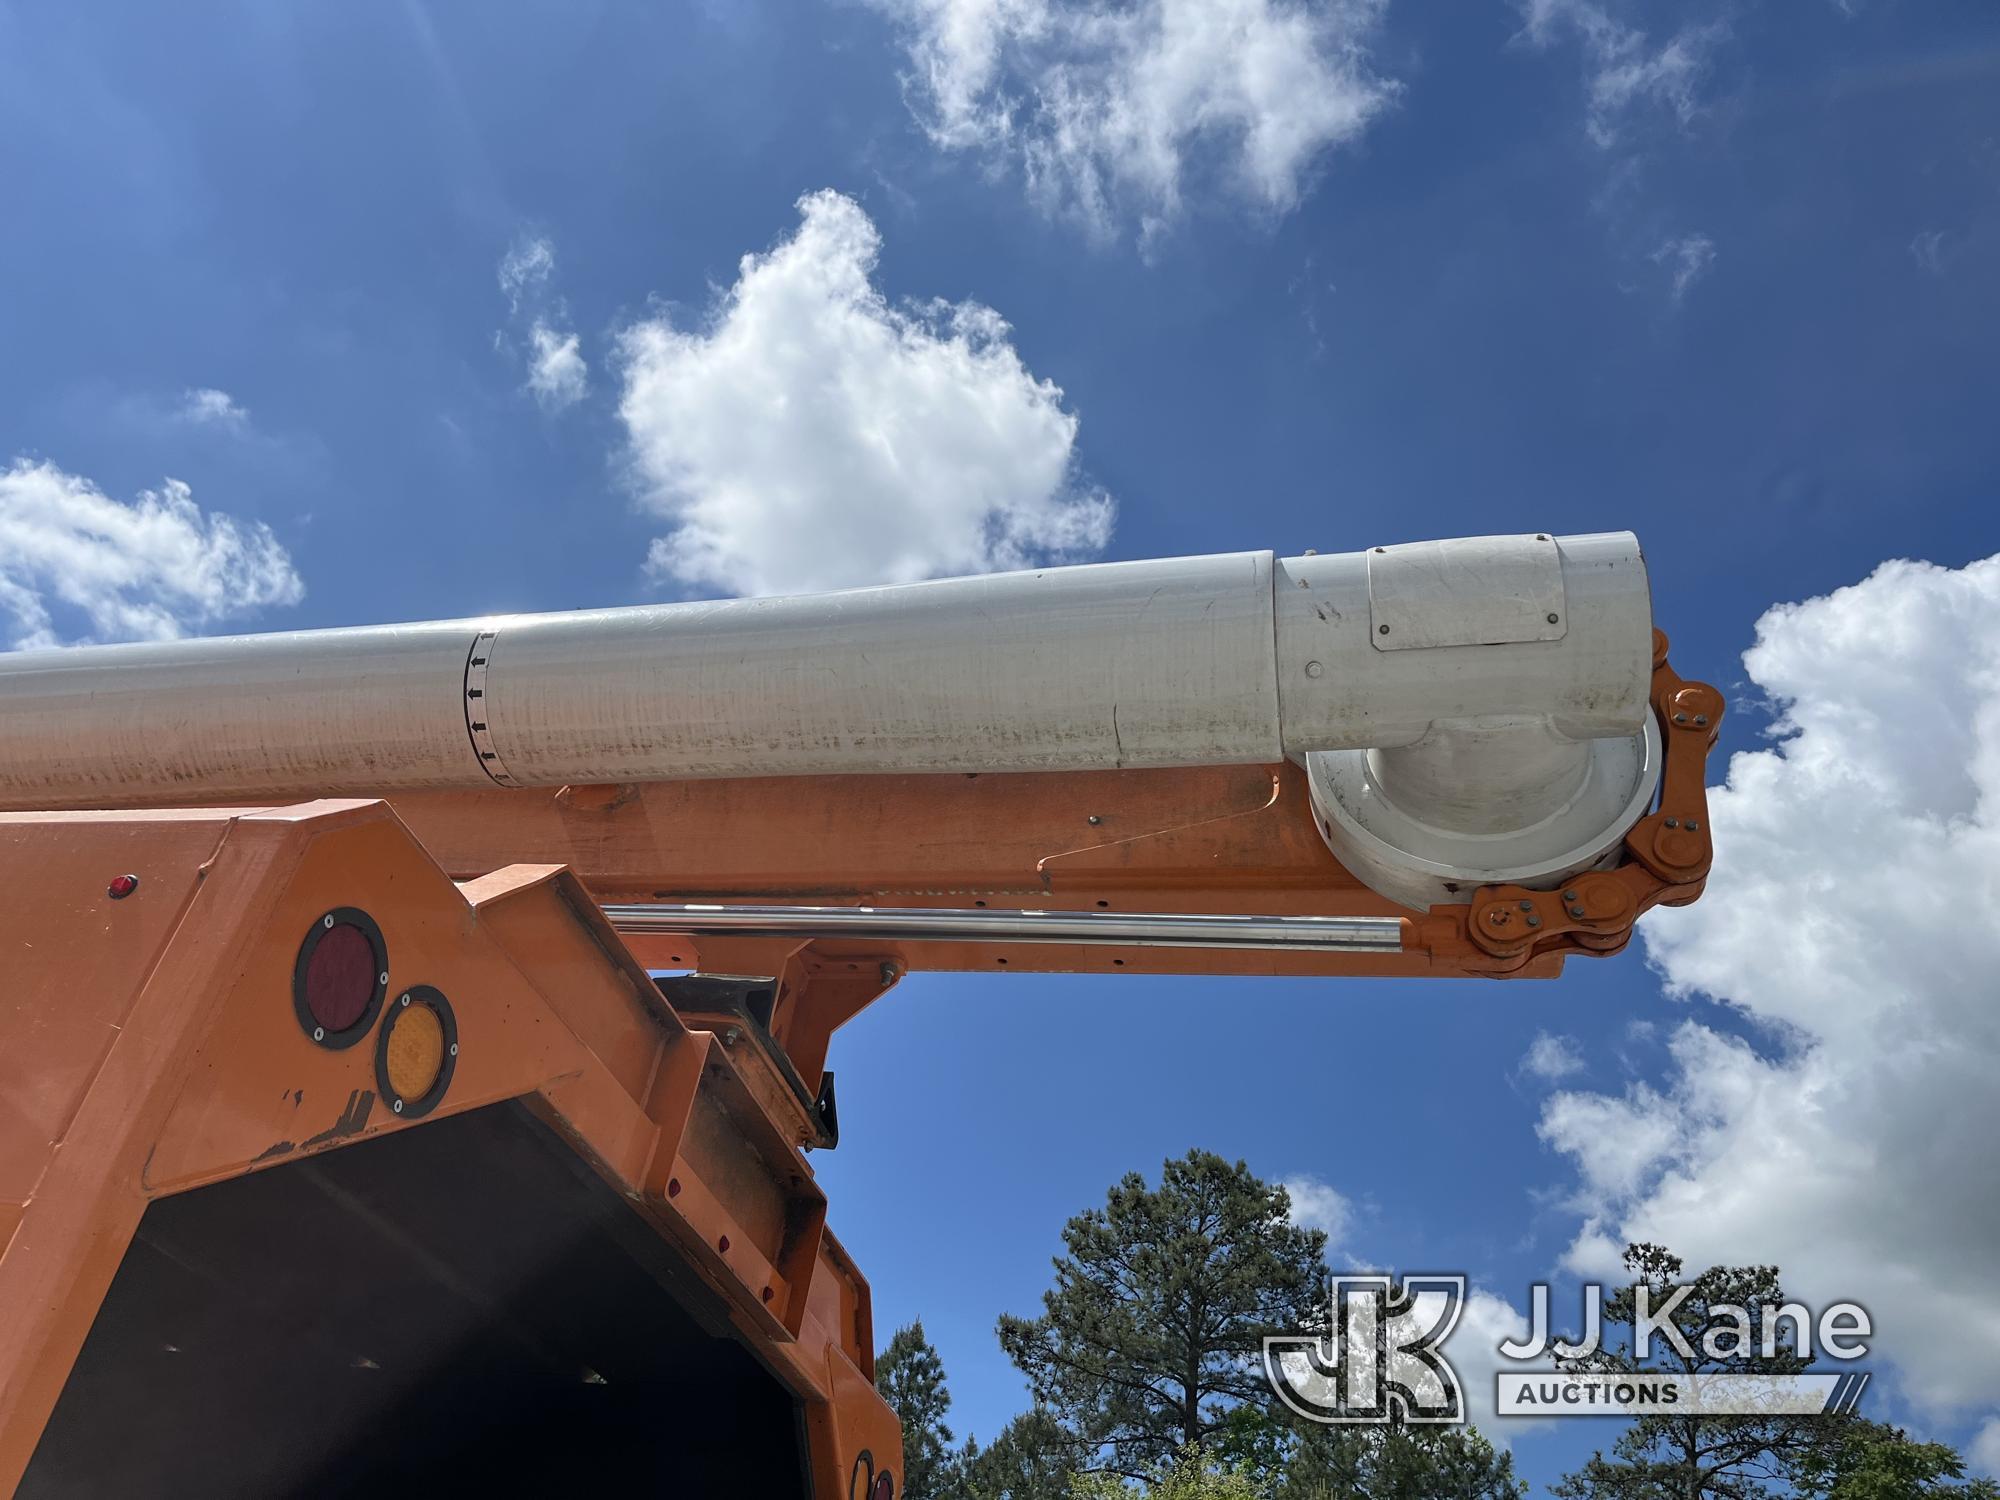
[5,0,2000,1489]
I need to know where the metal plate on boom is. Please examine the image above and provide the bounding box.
[1367,534,1567,650]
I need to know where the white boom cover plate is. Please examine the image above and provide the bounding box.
[1367,533,1566,651]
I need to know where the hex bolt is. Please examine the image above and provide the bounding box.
[1518,899,1534,912]
[1694,714,1709,727]
[1562,889,1579,902]
[1569,906,1586,920]
[1673,713,1687,724]
[1526,914,1542,928]
[721,1026,742,1047]
[1664,817,1680,829]
[1686,819,1701,832]
[1304,660,1324,679]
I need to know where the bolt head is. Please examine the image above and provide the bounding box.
[1665,817,1679,829]
[1694,714,1709,727]
[1686,819,1700,832]
[1526,914,1542,928]
[1518,899,1534,911]
[1378,624,1390,635]
[1547,612,1560,625]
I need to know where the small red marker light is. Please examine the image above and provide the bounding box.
[107,874,140,900]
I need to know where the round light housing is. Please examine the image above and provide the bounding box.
[292,909,387,1049]
[375,985,458,1118]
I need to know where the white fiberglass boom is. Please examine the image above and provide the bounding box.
[0,531,1660,910]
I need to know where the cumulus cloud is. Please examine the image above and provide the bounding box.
[869,0,1398,241]
[1519,1031,1586,1082]
[1974,1418,2000,1480]
[1515,0,1727,148]
[0,459,303,649]
[616,189,1112,597]
[1537,552,2000,1417]
[1281,1175,1354,1247]
[497,234,588,411]
[1651,232,1716,301]
[179,387,250,429]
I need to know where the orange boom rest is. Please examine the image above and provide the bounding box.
[0,534,1718,1496]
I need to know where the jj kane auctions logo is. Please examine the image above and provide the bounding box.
[1265,1276,1874,1423]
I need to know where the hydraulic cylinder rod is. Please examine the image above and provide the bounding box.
[602,903,1408,953]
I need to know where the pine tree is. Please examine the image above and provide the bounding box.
[877,1321,968,1500]
[995,1150,1328,1478]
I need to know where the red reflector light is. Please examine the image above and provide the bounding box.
[306,924,376,1032]
[107,873,140,900]
[872,1473,895,1500]
[293,909,388,1048]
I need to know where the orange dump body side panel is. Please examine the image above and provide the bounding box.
[0,801,895,1497]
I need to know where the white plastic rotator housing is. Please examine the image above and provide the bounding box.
[1276,532,1661,912]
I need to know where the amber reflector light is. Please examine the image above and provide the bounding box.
[384,1000,446,1103]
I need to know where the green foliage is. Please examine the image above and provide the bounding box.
[969,1409,1088,1500]
[996,1150,1328,1477]
[1069,1446,1265,1500]
[1275,1420,1527,1500]
[1792,1418,2000,1499]
[1552,1243,1820,1500]
[878,1321,969,1500]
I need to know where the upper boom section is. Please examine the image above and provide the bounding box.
[0,531,1649,798]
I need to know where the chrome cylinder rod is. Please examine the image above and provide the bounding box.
[601,903,1407,954]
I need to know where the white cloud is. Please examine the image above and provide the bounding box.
[870,0,1398,241]
[1520,1031,1586,1082]
[1651,232,1716,301]
[1910,229,1949,277]
[179,387,250,429]
[1515,0,1727,148]
[1280,1175,1353,1247]
[1973,1418,2000,1480]
[1537,552,2000,1419]
[498,235,556,313]
[0,459,303,650]
[497,234,589,410]
[617,189,1113,597]
[526,322,589,411]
